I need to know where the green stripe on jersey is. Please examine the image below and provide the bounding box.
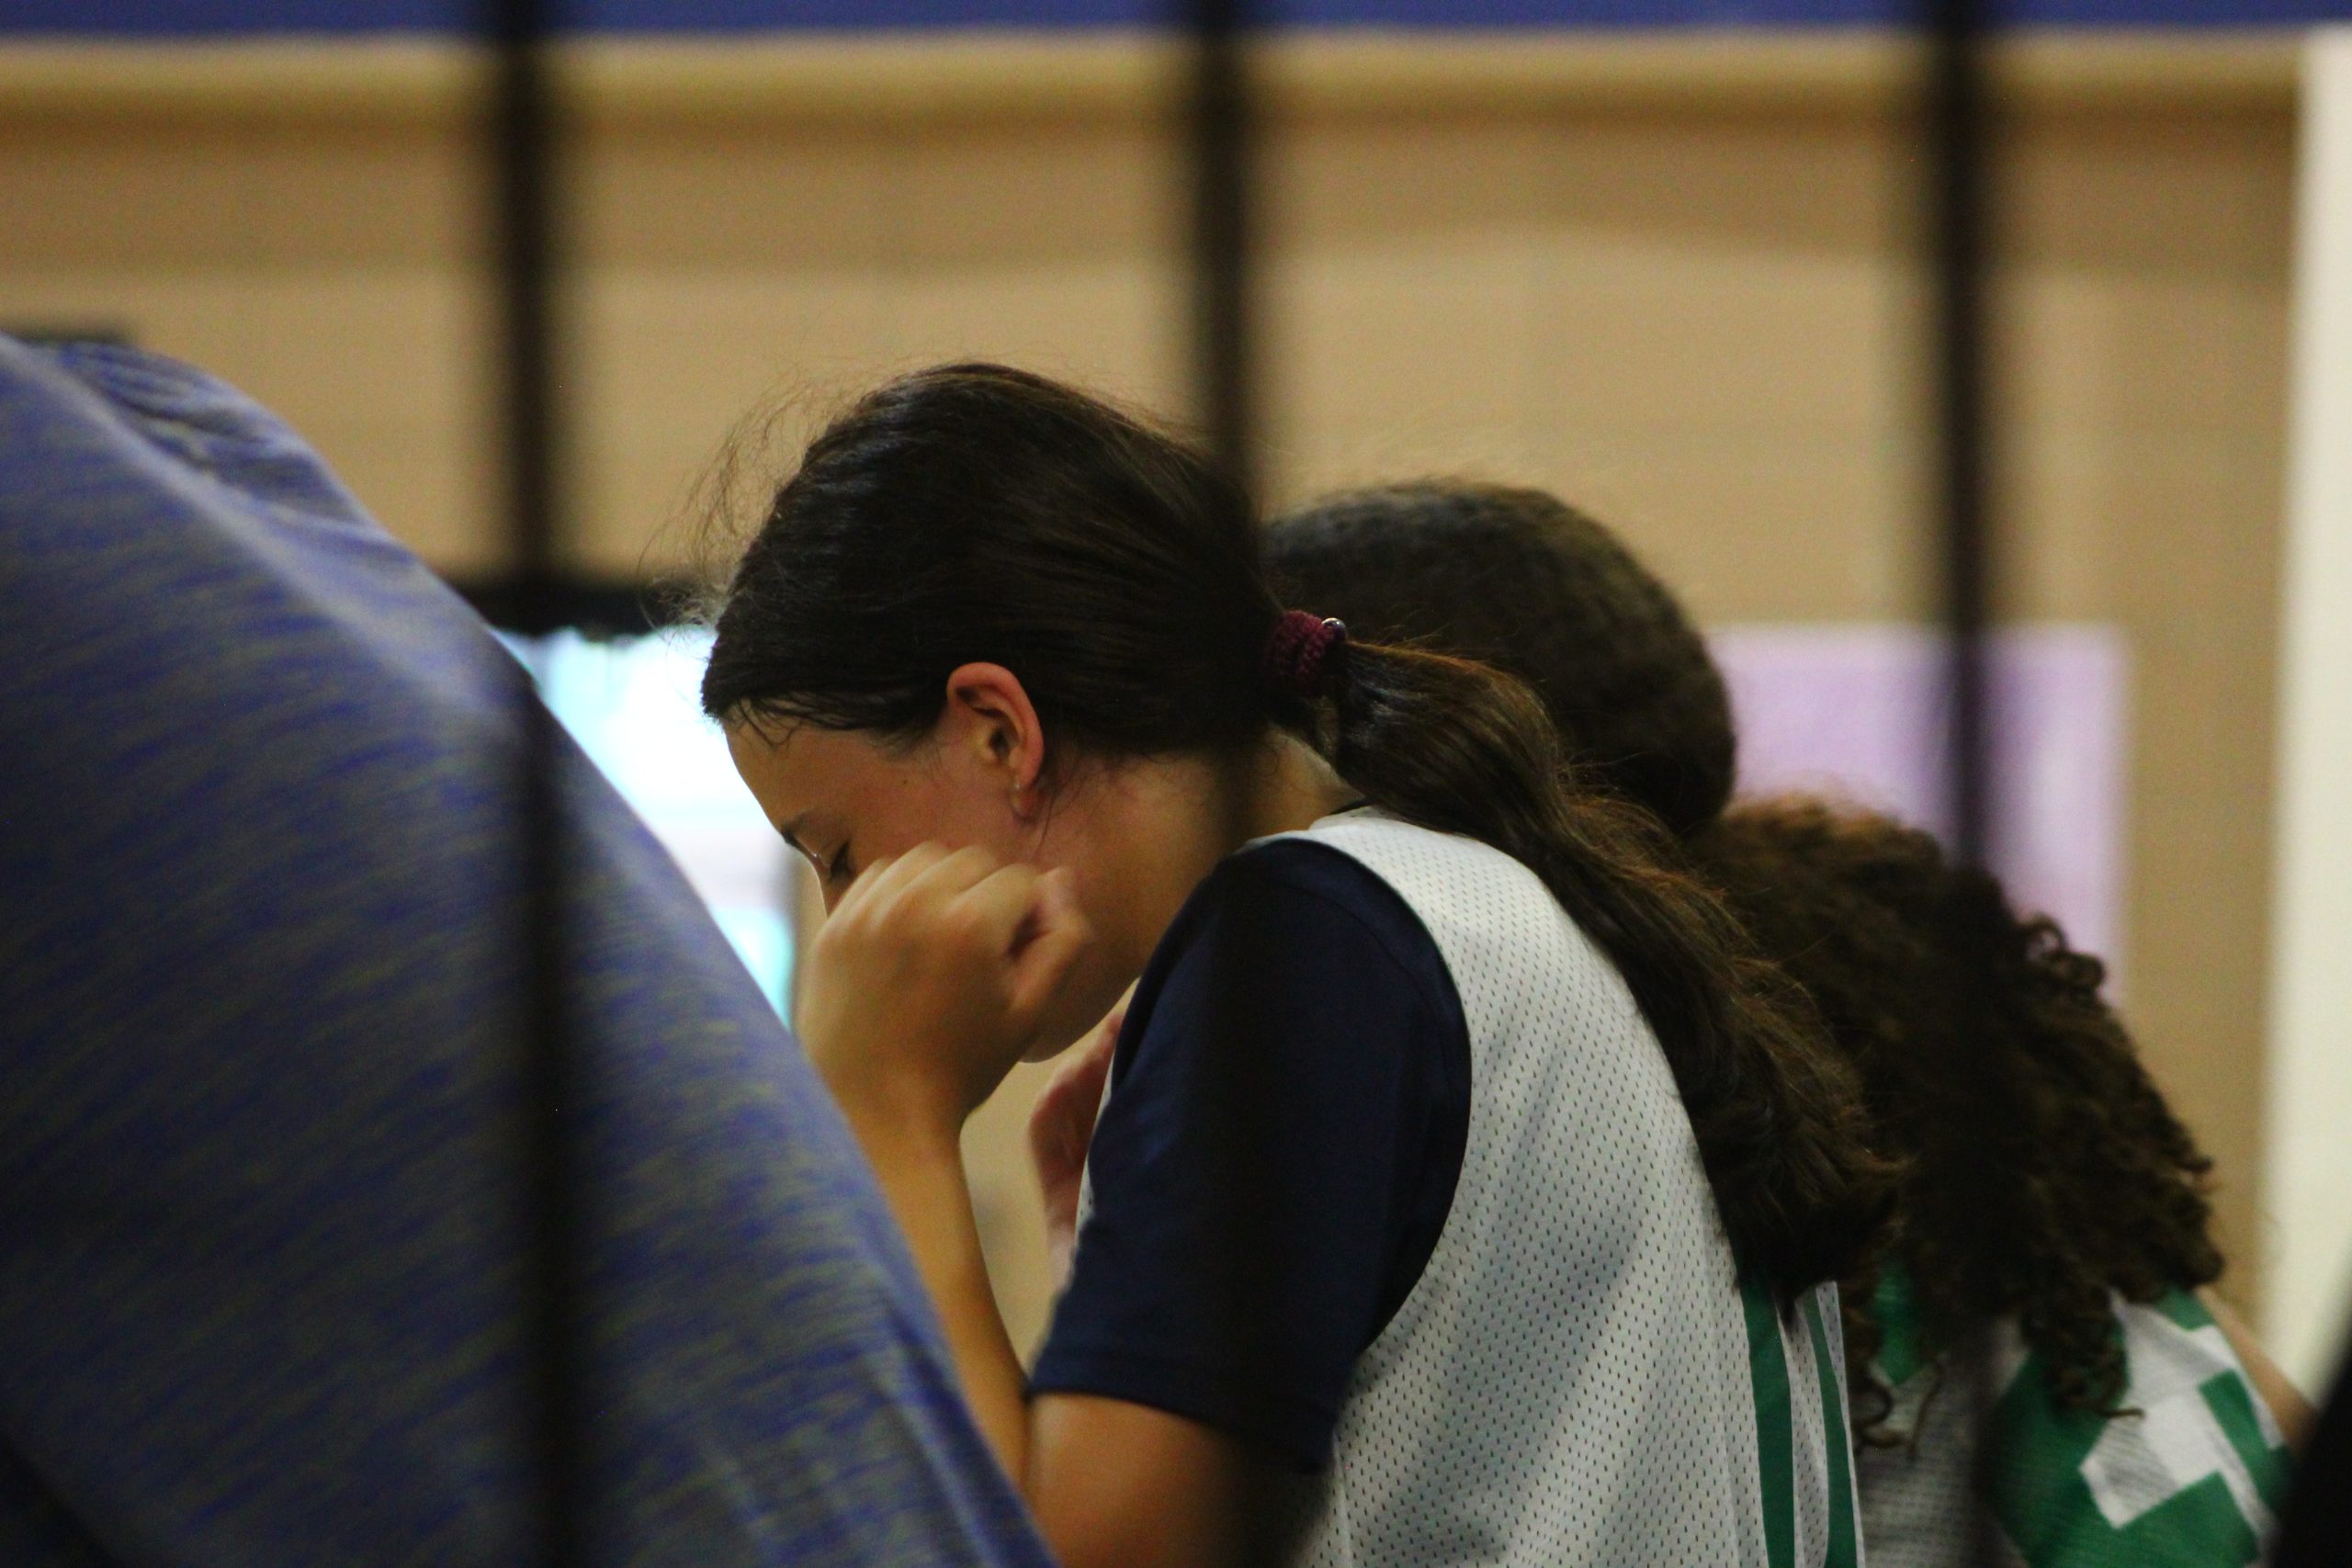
[1871,1269,1928,1389]
[1802,1291,1860,1568]
[2199,1368,2291,1517]
[2159,1289,2294,1517]
[1743,1282,1796,1568]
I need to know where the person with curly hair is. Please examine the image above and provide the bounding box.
[1701,799,2306,1568]
[1252,478,2310,1568]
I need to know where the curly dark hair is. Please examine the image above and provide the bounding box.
[1696,798,2223,1436]
[1265,482,1736,837]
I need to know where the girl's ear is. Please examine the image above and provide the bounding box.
[940,662,1047,818]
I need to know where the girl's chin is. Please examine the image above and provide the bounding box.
[1024,980,1132,1066]
[1023,1013,1101,1065]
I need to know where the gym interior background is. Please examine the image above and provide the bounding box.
[6,0,2352,1392]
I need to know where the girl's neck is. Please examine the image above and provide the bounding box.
[1066,732,1360,1004]
[1236,730,1361,845]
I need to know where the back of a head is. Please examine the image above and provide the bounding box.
[1695,797,2223,1427]
[1266,482,1736,837]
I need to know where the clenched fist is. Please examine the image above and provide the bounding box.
[796,842,1094,1140]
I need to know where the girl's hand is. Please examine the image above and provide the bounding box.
[1030,997,1126,1289]
[797,843,1093,1141]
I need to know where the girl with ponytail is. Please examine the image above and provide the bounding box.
[701,365,1888,1568]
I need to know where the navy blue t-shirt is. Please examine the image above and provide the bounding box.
[1028,836,1473,1470]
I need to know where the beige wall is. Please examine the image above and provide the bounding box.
[0,33,2297,1354]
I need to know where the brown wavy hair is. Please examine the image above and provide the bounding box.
[1697,798,2222,1434]
[699,364,1890,1303]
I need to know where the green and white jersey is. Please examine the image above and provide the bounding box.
[1278,813,1865,1568]
[1858,1271,2293,1568]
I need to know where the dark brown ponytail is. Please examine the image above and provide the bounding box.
[1325,640,1892,1302]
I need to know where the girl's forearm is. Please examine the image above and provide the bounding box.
[840,1101,1035,1483]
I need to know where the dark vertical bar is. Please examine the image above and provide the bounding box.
[1182,0,1277,1532]
[1924,4,2006,1565]
[492,1,560,593]
[1928,0,1992,875]
[486,0,584,1562]
[1187,0,1256,498]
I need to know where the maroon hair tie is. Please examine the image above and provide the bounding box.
[1262,610,1349,699]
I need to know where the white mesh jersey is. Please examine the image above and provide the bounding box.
[1271,812,1863,1568]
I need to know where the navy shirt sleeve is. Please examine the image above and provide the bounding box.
[1028,836,1472,1470]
